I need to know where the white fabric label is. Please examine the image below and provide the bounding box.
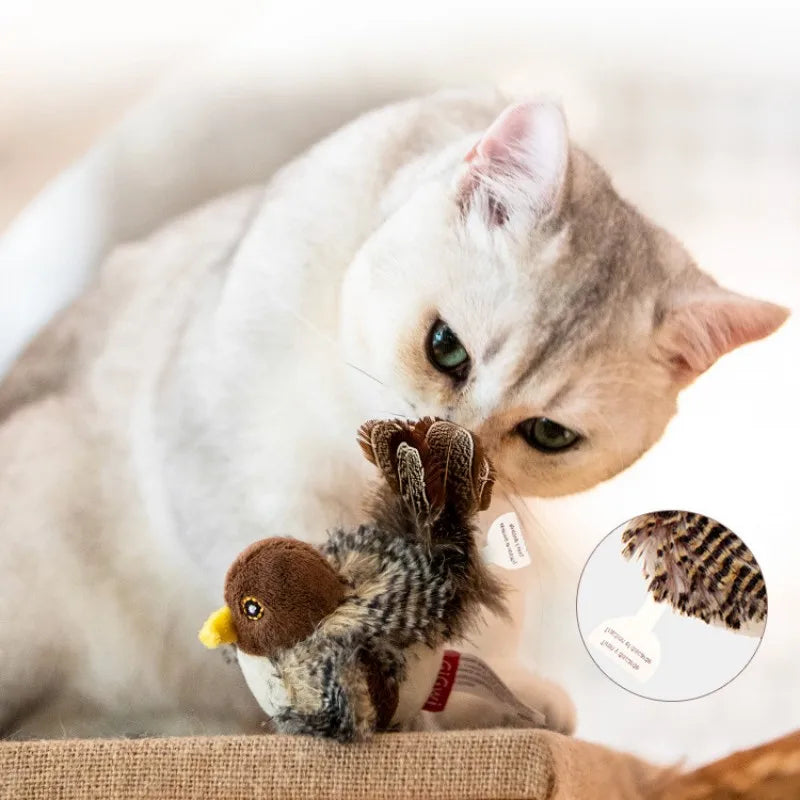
[481,511,531,570]
[587,596,666,683]
[451,653,546,727]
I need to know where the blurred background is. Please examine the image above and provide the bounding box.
[2,0,799,765]
[3,1,800,231]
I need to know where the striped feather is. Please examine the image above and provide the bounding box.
[621,511,767,634]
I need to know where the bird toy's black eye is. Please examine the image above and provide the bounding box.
[241,596,264,620]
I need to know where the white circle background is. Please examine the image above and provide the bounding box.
[576,520,764,702]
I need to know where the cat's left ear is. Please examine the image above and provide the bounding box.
[457,101,569,229]
[654,287,789,385]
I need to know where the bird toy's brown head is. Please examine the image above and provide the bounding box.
[199,538,346,657]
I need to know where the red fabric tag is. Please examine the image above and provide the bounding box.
[422,650,461,712]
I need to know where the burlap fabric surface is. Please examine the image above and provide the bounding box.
[0,729,668,800]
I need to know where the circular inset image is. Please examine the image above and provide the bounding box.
[576,510,767,701]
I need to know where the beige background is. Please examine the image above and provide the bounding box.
[4,1,800,231]
[1,0,261,229]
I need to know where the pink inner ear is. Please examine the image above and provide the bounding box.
[657,294,790,381]
[475,105,533,164]
[458,101,568,226]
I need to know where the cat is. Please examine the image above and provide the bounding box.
[0,88,787,738]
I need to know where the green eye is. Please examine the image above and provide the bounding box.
[517,417,581,453]
[427,319,470,377]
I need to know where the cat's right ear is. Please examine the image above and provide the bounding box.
[653,287,790,385]
[456,101,569,231]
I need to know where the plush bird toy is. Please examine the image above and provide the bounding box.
[199,418,506,741]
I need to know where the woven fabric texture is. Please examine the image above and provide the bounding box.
[0,729,666,800]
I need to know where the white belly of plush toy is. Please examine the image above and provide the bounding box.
[390,644,444,727]
[237,650,290,718]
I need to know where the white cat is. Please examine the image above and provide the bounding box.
[0,89,787,738]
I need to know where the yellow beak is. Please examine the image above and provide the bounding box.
[198,605,238,649]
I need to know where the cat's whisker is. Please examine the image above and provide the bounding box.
[340,367,419,417]
[344,361,388,388]
[263,289,412,413]
[266,296,339,350]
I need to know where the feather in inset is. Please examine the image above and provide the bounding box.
[621,511,767,635]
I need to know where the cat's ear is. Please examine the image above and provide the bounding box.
[654,287,789,384]
[457,101,569,228]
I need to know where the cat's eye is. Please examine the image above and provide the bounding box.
[517,417,581,453]
[427,319,470,379]
[241,596,264,620]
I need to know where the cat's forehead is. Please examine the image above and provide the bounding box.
[442,227,622,360]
